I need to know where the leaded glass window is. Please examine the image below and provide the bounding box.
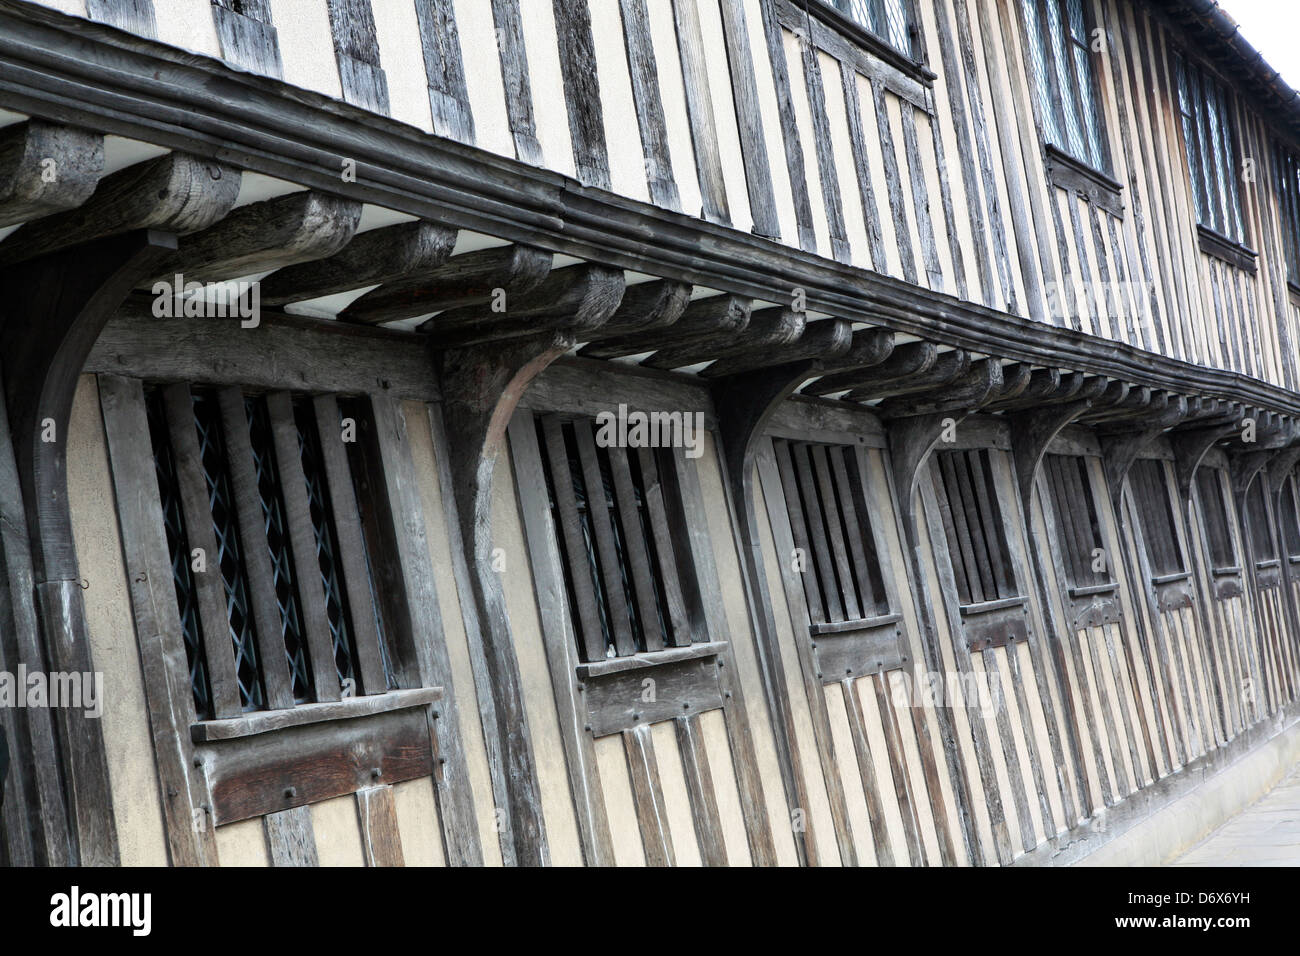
[1021,0,1108,172]
[1175,53,1246,244]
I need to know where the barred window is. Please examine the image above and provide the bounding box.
[146,385,395,719]
[1244,479,1278,565]
[1043,453,1112,587]
[1175,53,1246,245]
[1281,476,1300,560]
[1277,146,1300,287]
[771,439,890,626]
[1195,467,1236,572]
[824,0,914,58]
[1128,458,1186,577]
[1021,0,1108,172]
[932,449,1022,606]
[534,415,695,663]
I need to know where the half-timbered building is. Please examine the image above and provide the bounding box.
[1,0,1299,867]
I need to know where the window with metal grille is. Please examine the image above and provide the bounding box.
[772,439,890,626]
[1175,52,1246,246]
[932,449,1021,606]
[1281,476,1300,560]
[1277,145,1300,288]
[534,415,695,663]
[1020,0,1108,172]
[822,0,914,58]
[1195,467,1236,571]
[145,385,396,719]
[1128,458,1186,577]
[1043,453,1112,587]
[1244,478,1278,565]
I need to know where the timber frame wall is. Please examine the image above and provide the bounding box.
[1,0,1300,866]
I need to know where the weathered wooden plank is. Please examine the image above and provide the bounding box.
[717,0,780,237]
[266,391,341,702]
[798,31,849,262]
[755,0,816,250]
[623,724,675,866]
[356,785,405,866]
[327,0,390,114]
[0,121,103,229]
[161,383,242,718]
[643,306,803,370]
[490,0,543,164]
[311,395,387,696]
[671,0,729,222]
[675,714,727,866]
[581,294,751,360]
[507,413,617,865]
[264,805,318,867]
[619,0,680,210]
[86,0,156,36]
[98,374,218,866]
[871,671,926,866]
[0,152,240,266]
[150,191,362,284]
[216,387,297,710]
[839,678,894,865]
[211,0,283,78]
[340,244,552,326]
[357,394,482,865]
[553,0,609,188]
[415,0,475,142]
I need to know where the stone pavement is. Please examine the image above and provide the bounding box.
[1171,763,1300,866]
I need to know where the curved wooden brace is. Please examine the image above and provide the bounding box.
[1171,423,1237,502]
[1007,398,1094,516]
[708,327,894,867]
[0,227,179,866]
[434,331,577,867]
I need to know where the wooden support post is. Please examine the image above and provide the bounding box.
[0,228,180,865]
[709,328,893,867]
[433,331,578,867]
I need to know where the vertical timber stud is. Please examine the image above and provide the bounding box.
[211,0,283,78]
[326,0,391,115]
[490,0,544,165]
[434,333,580,867]
[710,330,894,866]
[1005,393,1099,826]
[86,0,157,36]
[886,410,984,866]
[552,0,610,189]
[415,0,476,143]
[0,228,178,865]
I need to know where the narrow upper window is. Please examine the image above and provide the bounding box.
[1195,467,1237,572]
[932,449,1022,606]
[825,0,915,58]
[1128,459,1186,577]
[1277,145,1300,290]
[534,414,697,663]
[771,439,891,626]
[1174,53,1246,246]
[1021,0,1108,172]
[1043,453,1114,588]
[1281,475,1300,561]
[1244,479,1278,567]
[146,385,396,718]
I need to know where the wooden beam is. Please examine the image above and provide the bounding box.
[0,152,240,266]
[0,120,103,228]
[580,294,752,360]
[805,340,939,397]
[490,0,543,164]
[258,220,457,307]
[418,263,625,345]
[433,332,580,866]
[643,307,805,370]
[552,0,609,188]
[148,191,362,284]
[414,0,474,142]
[702,318,857,377]
[327,0,390,114]
[585,279,693,338]
[339,244,552,326]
